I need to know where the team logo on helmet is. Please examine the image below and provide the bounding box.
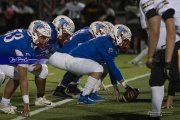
[58,18,70,29]
[95,23,106,35]
[33,22,45,32]
[117,26,127,40]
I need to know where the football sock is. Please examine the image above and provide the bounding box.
[150,86,164,117]
[1,97,10,104]
[82,76,98,96]
[37,93,45,98]
[92,80,101,93]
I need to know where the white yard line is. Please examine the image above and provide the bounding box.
[12,73,150,120]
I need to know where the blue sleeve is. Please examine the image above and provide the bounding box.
[96,47,124,82]
[109,71,118,85]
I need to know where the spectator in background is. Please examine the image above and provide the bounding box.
[81,0,106,27]
[17,0,34,28]
[0,1,16,32]
[103,0,116,25]
[52,0,67,20]
[125,1,140,54]
[61,0,85,31]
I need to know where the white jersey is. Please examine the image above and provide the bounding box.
[65,2,85,19]
[139,0,180,50]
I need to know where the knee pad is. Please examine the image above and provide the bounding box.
[31,64,48,79]
[0,72,5,85]
[38,64,48,79]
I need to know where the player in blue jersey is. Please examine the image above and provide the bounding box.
[51,21,111,98]
[70,24,138,104]
[0,15,75,114]
[48,24,138,104]
[0,20,52,117]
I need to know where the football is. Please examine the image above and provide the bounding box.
[121,88,139,102]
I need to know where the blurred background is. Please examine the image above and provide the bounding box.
[0,0,147,54]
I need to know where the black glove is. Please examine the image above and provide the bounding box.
[164,62,171,80]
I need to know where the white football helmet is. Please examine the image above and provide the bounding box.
[111,24,132,52]
[28,20,51,47]
[52,15,75,45]
[111,24,132,45]
[103,21,114,35]
[89,21,109,38]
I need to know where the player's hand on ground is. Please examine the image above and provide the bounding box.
[22,103,30,117]
[162,102,173,109]
[162,95,174,109]
[112,89,120,102]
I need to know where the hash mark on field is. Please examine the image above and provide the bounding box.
[12,73,150,120]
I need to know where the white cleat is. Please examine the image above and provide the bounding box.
[0,102,17,114]
[35,96,53,106]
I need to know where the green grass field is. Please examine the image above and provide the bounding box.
[0,54,180,120]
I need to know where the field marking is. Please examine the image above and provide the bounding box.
[12,73,150,120]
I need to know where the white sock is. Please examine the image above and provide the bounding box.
[92,80,101,93]
[82,76,98,96]
[133,48,148,62]
[1,97,11,105]
[150,86,164,117]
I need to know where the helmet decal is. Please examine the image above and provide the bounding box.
[33,22,45,32]
[95,23,104,33]
[117,26,127,40]
[58,18,70,29]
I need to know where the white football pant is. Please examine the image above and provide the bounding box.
[48,52,104,75]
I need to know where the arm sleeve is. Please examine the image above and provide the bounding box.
[96,47,124,82]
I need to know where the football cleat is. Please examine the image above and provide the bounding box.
[35,96,53,106]
[77,94,98,104]
[89,92,106,101]
[0,102,17,114]
[51,86,73,98]
[66,84,82,95]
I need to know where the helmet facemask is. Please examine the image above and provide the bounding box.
[57,26,72,46]
[35,31,50,49]
[28,20,51,49]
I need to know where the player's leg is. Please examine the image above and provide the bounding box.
[0,65,19,114]
[68,57,103,104]
[29,64,52,106]
[0,68,5,86]
[52,71,79,98]
[149,50,166,119]
[89,62,108,101]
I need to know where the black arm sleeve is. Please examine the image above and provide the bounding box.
[168,81,175,96]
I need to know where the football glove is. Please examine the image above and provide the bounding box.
[164,62,171,80]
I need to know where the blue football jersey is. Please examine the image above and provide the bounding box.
[70,35,123,82]
[0,29,34,56]
[57,27,93,53]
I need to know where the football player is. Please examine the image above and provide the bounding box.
[135,0,180,119]
[0,20,51,117]
[51,21,113,98]
[0,15,75,114]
